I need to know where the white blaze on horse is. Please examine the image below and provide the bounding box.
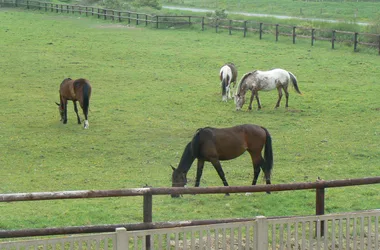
[235,68,301,111]
[219,63,238,102]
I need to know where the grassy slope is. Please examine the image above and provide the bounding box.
[160,0,380,23]
[0,9,379,230]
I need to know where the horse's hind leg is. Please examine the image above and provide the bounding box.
[73,101,81,124]
[275,87,283,108]
[284,86,289,108]
[210,159,230,196]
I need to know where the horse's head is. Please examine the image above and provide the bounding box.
[171,165,187,198]
[235,93,245,111]
[55,102,64,121]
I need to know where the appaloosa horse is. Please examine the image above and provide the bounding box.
[235,68,301,111]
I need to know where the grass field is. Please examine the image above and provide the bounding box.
[0,8,379,230]
[160,0,380,23]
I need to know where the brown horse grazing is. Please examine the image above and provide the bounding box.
[55,78,92,129]
[171,124,273,198]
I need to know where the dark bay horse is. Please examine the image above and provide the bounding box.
[171,124,273,197]
[219,63,238,102]
[55,78,92,129]
[235,68,301,111]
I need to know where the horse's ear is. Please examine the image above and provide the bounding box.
[55,102,60,106]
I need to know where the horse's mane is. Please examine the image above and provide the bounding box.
[236,71,254,95]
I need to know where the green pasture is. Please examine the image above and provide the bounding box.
[160,0,380,23]
[0,8,379,230]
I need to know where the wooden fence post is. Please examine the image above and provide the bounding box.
[145,14,148,26]
[66,5,69,13]
[14,0,18,8]
[26,0,29,9]
[97,8,100,19]
[143,193,153,250]
[71,5,74,14]
[229,20,232,35]
[136,13,139,25]
[103,9,106,20]
[38,2,41,10]
[311,28,315,46]
[332,30,336,49]
[156,16,158,28]
[354,32,358,52]
[91,7,93,16]
[50,3,53,12]
[44,3,47,11]
[215,18,218,33]
[259,22,263,40]
[60,5,63,13]
[118,12,121,22]
[188,16,191,27]
[201,17,204,31]
[275,24,279,41]
[128,12,130,24]
[254,216,268,250]
[243,21,247,37]
[111,10,114,21]
[316,187,325,237]
[292,26,296,44]
[85,7,88,17]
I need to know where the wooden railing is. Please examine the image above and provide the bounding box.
[1,0,379,54]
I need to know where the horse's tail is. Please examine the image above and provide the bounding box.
[191,129,202,158]
[262,127,274,178]
[221,75,230,96]
[288,71,302,94]
[82,82,90,119]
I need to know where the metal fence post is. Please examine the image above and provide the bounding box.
[253,216,268,250]
[259,22,263,39]
[311,28,315,46]
[201,17,204,31]
[116,228,128,250]
[229,20,232,35]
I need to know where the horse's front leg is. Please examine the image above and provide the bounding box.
[195,160,205,187]
[73,101,81,124]
[63,100,68,124]
[255,91,262,110]
[210,159,230,196]
[248,90,255,110]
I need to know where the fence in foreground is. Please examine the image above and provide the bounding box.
[0,210,379,249]
[1,0,379,55]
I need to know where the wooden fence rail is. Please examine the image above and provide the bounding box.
[1,176,379,239]
[1,0,379,54]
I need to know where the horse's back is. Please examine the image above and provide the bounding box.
[200,124,265,161]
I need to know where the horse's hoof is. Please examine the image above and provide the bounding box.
[63,120,67,124]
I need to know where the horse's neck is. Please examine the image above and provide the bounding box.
[177,142,196,173]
